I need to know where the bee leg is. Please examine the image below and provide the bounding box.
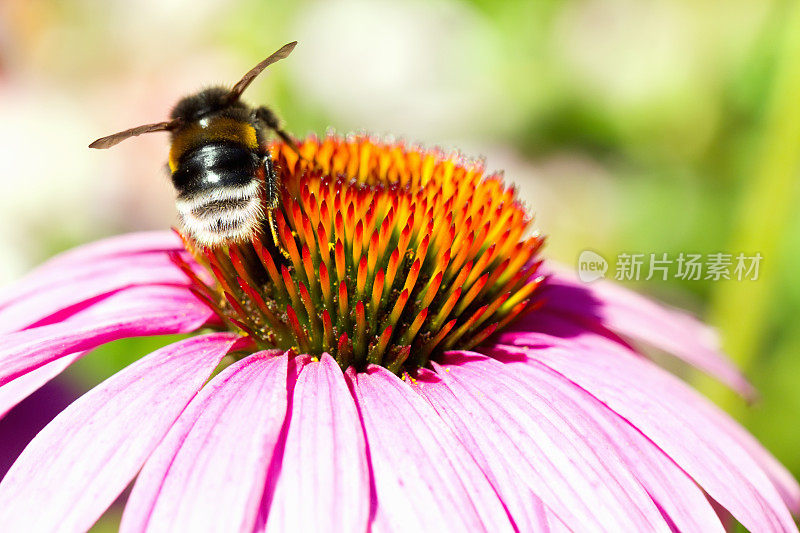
[262,153,291,261]
[263,152,279,210]
[266,209,286,258]
[255,106,321,170]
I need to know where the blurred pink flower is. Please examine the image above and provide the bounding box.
[0,137,797,531]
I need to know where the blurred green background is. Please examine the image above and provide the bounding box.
[1,0,799,529]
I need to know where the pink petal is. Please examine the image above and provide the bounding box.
[121,352,290,533]
[500,312,800,517]
[263,354,370,533]
[26,231,183,275]
[419,352,674,531]
[0,332,243,533]
[0,264,191,334]
[0,285,214,388]
[709,415,800,517]
[409,367,558,532]
[0,249,196,334]
[0,352,82,419]
[531,268,754,397]
[349,365,515,532]
[496,339,798,531]
[496,307,640,356]
[438,352,724,531]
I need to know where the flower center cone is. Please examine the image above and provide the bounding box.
[172,134,546,374]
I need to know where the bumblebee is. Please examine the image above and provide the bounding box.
[90,41,299,248]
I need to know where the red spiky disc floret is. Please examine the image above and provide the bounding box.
[173,134,546,373]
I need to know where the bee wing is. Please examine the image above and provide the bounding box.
[89,119,181,149]
[227,41,297,102]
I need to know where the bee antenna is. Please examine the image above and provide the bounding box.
[226,41,297,103]
[89,119,182,149]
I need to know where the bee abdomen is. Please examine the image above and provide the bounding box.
[172,142,259,195]
[172,142,264,246]
[176,188,264,246]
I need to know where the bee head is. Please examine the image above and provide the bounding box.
[170,87,246,123]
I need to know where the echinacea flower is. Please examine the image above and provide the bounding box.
[0,135,798,532]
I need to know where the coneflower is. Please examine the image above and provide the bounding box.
[0,135,796,532]
[179,135,543,375]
